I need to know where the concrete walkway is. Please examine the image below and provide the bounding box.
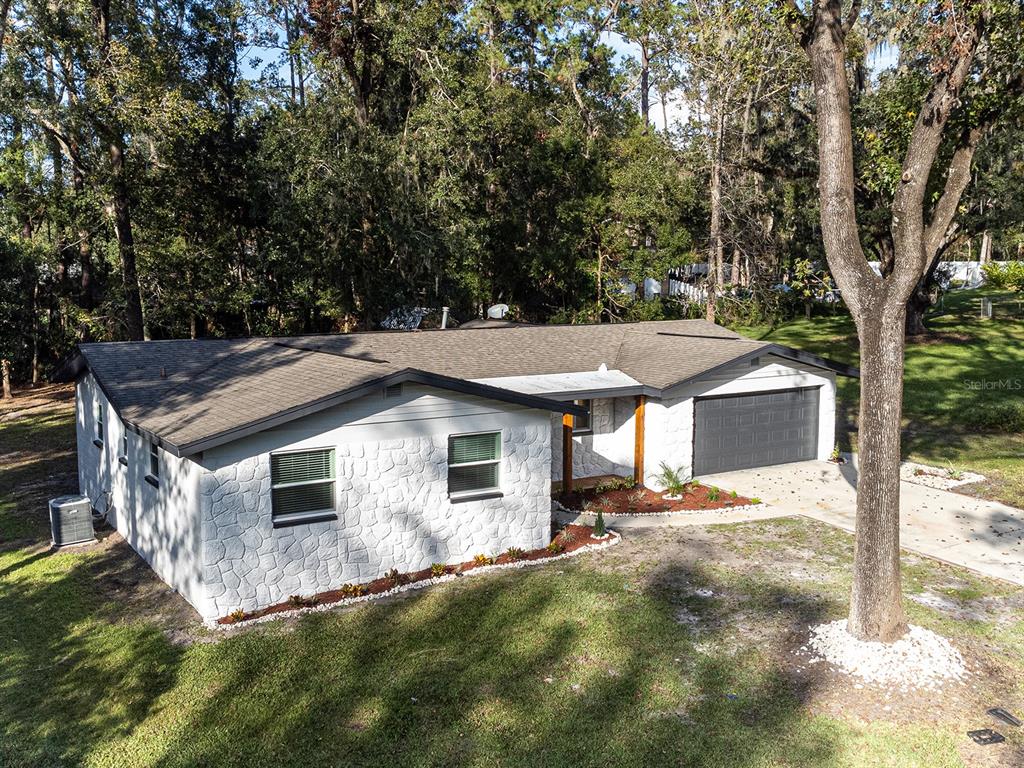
[700,459,1024,586]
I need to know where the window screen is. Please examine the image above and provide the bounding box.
[270,448,336,519]
[447,432,501,495]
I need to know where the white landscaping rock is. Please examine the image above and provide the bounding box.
[900,461,984,491]
[801,620,968,689]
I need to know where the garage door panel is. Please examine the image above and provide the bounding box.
[693,387,819,475]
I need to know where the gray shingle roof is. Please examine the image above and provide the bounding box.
[77,319,855,456]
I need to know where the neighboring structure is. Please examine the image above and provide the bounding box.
[71,320,856,621]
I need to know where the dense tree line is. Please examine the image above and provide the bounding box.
[0,0,1021,393]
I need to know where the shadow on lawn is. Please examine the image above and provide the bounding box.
[0,531,843,768]
[0,543,185,768]
[133,557,836,767]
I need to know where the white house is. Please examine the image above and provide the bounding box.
[71,320,856,621]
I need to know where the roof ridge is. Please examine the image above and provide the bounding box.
[272,341,392,366]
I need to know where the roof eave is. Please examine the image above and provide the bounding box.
[173,368,586,457]
[657,343,858,398]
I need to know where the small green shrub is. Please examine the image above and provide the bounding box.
[729,489,738,499]
[965,401,1024,432]
[707,486,720,502]
[340,583,366,598]
[656,462,687,495]
[751,497,762,505]
[546,541,564,554]
[594,509,606,537]
[473,553,495,567]
[830,445,842,463]
[982,261,1024,291]
[946,462,965,481]
[559,528,576,546]
[227,608,246,623]
[287,594,316,608]
[431,562,446,578]
[505,547,525,561]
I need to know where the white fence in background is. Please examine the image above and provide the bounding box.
[868,261,1007,289]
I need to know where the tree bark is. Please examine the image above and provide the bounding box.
[850,311,908,639]
[109,140,145,340]
[1,359,12,399]
[799,0,985,642]
[704,103,729,319]
[979,230,992,264]
[640,37,650,128]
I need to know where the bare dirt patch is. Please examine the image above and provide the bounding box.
[588,522,1024,766]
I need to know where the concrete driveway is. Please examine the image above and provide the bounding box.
[700,459,1024,586]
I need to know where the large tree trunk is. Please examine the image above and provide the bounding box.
[109,140,145,340]
[849,313,908,640]
[640,38,650,128]
[800,0,984,642]
[1,359,12,399]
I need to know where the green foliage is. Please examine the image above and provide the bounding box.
[966,401,1024,433]
[593,508,606,537]
[431,563,447,578]
[656,462,687,496]
[339,583,367,598]
[473,554,495,567]
[982,262,1024,291]
[706,486,720,502]
[505,547,526,561]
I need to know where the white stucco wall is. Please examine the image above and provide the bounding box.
[195,384,553,619]
[76,373,205,612]
[550,396,635,481]
[643,355,837,489]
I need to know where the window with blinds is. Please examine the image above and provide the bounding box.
[447,432,501,496]
[270,448,337,521]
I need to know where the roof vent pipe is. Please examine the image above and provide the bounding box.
[440,306,450,329]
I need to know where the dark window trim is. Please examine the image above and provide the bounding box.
[447,430,502,497]
[144,474,159,488]
[92,439,104,448]
[118,456,128,467]
[448,490,504,504]
[270,447,337,521]
[272,511,338,529]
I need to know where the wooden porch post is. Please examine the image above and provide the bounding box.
[633,394,646,486]
[561,412,574,494]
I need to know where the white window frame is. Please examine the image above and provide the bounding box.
[270,447,338,526]
[572,399,592,435]
[148,441,160,479]
[447,430,502,501]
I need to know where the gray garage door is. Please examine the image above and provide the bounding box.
[693,387,819,475]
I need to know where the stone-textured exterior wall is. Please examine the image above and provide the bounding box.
[550,397,634,481]
[199,423,551,619]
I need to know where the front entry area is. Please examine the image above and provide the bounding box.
[692,387,819,475]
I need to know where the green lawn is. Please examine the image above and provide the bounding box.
[737,288,1024,508]
[3,399,1024,767]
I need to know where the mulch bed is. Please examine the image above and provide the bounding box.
[218,524,607,625]
[561,483,755,515]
